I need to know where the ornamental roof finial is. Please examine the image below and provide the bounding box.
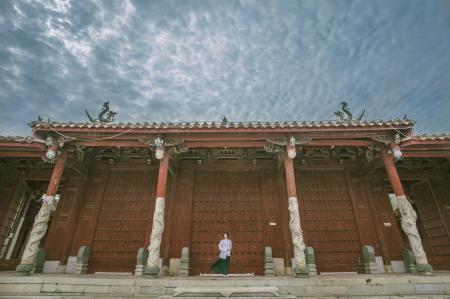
[334,101,365,122]
[85,101,117,123]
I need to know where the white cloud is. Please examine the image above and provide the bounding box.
[34,0,72,13]
[44,17,92,67]
[0,0,449,135]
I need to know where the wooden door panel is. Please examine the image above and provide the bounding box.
[298,170,361,273]
[89,170,155,273]
[410,181,450,269]
[190,171,264,275]
[45,179,83,261]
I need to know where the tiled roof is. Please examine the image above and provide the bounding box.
[30,119,415,130]
[410,134,450,141]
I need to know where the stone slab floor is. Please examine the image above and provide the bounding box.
[0,272,449,298]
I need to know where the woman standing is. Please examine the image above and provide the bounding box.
[211,232,232,277]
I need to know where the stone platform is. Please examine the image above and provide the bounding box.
[0,272,449,298]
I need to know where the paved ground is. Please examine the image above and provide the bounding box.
[0,272,449,298]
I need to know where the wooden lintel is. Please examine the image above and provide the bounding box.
[400,145,450,151]
[307,140,374,147]
[73,141,148,147]
[401,139,450,147]
[0,151,44,158]
[0,142,46,150]
[402,151,450,158]
[184,141,268,148]
[69,139,374,149]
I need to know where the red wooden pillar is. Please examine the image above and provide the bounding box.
[46,151,68,197]
[283,145,309,277]
[144,153,169,277]
[381,148,405,197]
[381,147,433,275]
[156,154,169,198]
[284,149,297,198]
[16,150,68,275]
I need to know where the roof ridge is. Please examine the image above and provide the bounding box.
[28,118,416,127]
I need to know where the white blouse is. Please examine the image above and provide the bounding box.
[219,239,232,259]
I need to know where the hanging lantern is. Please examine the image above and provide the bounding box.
[392,146,403,160]
[287,145,296,159]
[287,136,297,159]
[287,148,296,159]
[155,147,165,160]
[153,137,165,160]
[46,149,56,160]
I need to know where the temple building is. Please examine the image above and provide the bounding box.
[0,104,449,278]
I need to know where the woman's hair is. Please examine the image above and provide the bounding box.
[224,232,229,238]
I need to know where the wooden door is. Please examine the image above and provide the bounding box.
[190,171,264,275]
[298,170,361,272]
[409,181,450,270]
[89,169,155,273]
[44,179,83,261]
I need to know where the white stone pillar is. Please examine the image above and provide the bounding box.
[288,197,308,274]
[146,197,165,271]
[16,195,54,275]
[397,195,432,274]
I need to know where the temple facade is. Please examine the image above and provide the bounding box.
[0,109,449,277]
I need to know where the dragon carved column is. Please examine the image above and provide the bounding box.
[381,147,433,275]
[144,152,169,278]
[16,149,68,276]
[283,144,309,277]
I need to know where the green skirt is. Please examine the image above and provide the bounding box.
[211,256,230,275]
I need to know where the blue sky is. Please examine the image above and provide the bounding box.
[1,0,449,136]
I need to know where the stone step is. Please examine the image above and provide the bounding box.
[2,295,450,299]
[1,273,449,298]
[171,286,280,297]
[158,297,296,299]
[157,297,450,299]
[199,273,254,277]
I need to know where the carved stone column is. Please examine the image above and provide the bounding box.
[381,148,433,275]
[283,148,309,277]
[144,153,169,278]
[16,150,68,276]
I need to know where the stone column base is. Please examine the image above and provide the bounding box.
[293,266,309,278]
[178,247,190,277]
[135,265,145,276]
[135,247,149,276]
[143,266,159,278]
[384,264,394,274]
[16,263,33,276]
[416,263,433,276]
[402,249,417,273]
[33,248,46,273]
[264,247,275,276]
[363,262,379,274]
[74,246,90,274]
[307,263,317,276]
[304,247,317,276]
